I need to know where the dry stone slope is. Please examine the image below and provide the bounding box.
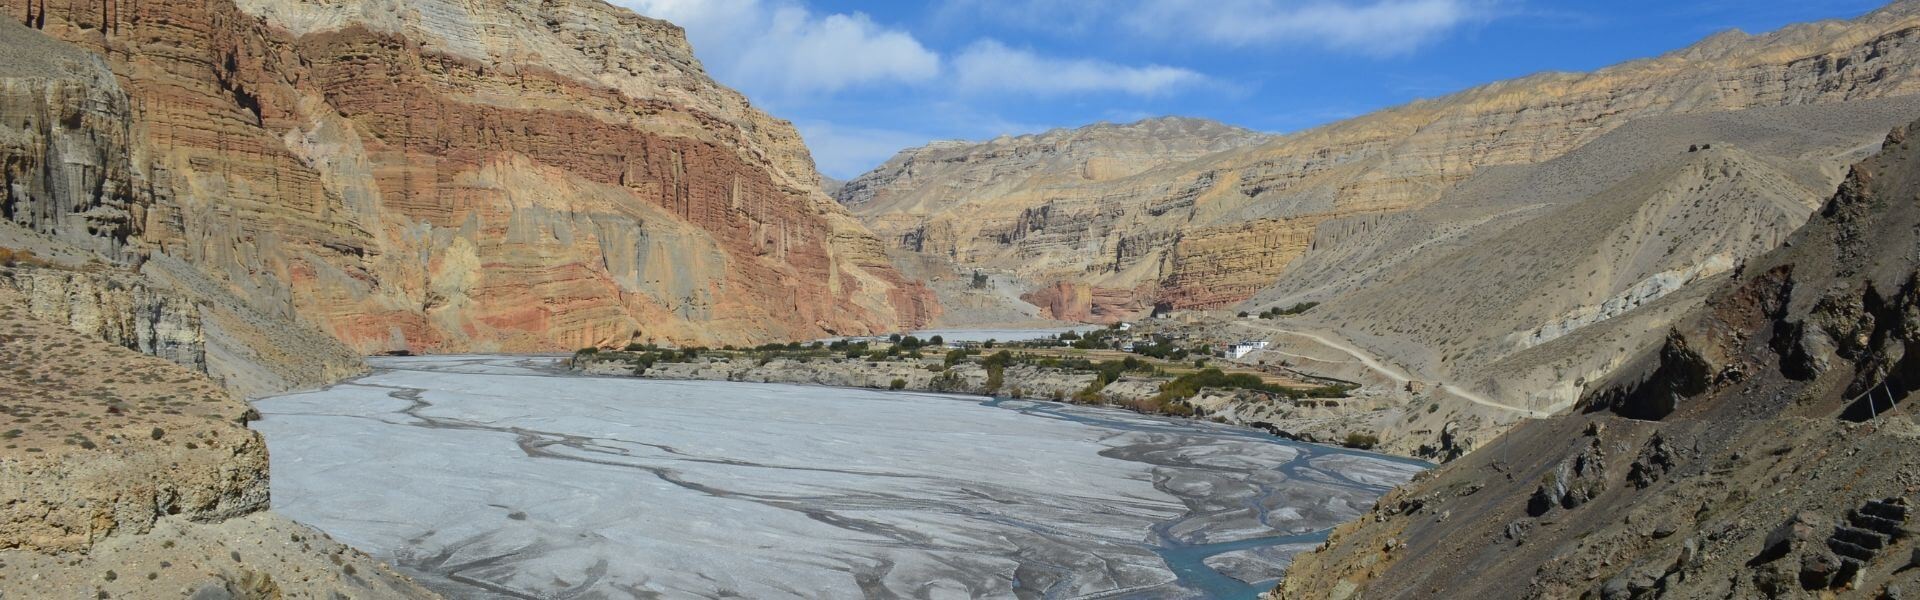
[1276,118,1920,600]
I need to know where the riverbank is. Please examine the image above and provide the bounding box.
[569,344,1430,457]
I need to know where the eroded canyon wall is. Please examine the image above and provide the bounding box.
[3,0,934,356]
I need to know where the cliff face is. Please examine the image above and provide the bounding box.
[1276,120,1920,599]
[844,3,1920,316]
[841,116,1270,323]
[3,0,935,356]
[0,15,364,398]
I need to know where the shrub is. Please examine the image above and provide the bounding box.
[0,248,44,268]
[929,370,965,392]
[983,351,1013,394]
[928,335,944,346]
[1161,400,1196,417]
[889,378,908,390]
[944,348,973,367]
[1343,432,1380,450]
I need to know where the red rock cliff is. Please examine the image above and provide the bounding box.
[5,0,936,352]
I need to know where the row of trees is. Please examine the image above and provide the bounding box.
[1240,302,1320,319]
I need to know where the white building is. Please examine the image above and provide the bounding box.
[1224,340,1270,359]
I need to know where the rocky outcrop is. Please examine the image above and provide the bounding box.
[846,3,1920,320]
[0,266,205,372]
[0,285,260,551]
[1275,119,1920,598]
[0,0,935,356]
[0,286,435,597]
[0,18,141,262]
[1020,280,1152,323]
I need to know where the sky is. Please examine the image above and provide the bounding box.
[614,0,1894,179]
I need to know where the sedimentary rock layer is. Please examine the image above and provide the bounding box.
[3,0,934,355]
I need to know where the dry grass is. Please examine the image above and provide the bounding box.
[0,288,242,455]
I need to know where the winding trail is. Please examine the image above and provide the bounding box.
[1237,322,1556,419]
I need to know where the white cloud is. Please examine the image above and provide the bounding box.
[1128,0,1481,54]
[941,0,1485,55]
[931,0,1105,34]
[953,40,1207,96]
[617,0,939,96]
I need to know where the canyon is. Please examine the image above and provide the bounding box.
[837,1,1920,461]
[3,0,1920,598]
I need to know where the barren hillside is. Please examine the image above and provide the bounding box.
[1277,116,1920,600]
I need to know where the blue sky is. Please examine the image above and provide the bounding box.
[615,0,1893,179]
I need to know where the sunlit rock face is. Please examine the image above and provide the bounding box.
[254,356,1422,599]
[1,0,936,353]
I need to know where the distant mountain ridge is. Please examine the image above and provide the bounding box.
[842,1,1920,323]
[836,116,1270,213]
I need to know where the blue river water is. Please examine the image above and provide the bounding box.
[979,397,1431,598]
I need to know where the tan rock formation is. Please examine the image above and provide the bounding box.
[2,0,935,357]
[1020,280,1152,323]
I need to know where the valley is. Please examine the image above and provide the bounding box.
[2,0,1920,598]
